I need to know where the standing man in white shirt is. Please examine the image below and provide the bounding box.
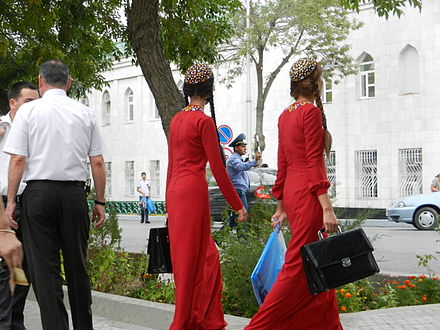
[0,81,39,330]
[136,172,151,223]
[4,60,107,330]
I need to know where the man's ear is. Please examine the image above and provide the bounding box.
[66,77,72,90]
[9,98,16,112]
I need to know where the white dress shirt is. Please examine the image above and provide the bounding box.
[0,113,26,195]
[4,89,106,182]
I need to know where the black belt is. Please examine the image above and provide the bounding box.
[27,180,85,187]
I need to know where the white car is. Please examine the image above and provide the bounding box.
[386,192,440,230]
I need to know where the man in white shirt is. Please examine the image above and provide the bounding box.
[0,81,39,330]
[4,60,107,330]
[136,172,151,223]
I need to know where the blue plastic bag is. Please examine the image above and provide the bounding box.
[250,223,286,305]
[147,197,156,212]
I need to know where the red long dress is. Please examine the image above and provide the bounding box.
[166,109,243,330]
[245,103,342,329]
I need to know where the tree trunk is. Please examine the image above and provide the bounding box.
[255,47,266,153]
[126,0,184,138]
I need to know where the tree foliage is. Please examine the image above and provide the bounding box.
[222,0,362,152]
[159,0,242,71]
[0,0,125,112]
[126,0,243,135]
[341,0,422,18]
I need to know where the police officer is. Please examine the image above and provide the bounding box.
[226,133,262,227]
[4,60,107,330]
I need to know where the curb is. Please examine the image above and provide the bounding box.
[27,287,249,330]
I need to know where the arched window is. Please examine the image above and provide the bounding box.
[102,91,111,126]
[399,45,419,94]
[359,53,375,98]
[126,88,134,122]
[80,96,89,106]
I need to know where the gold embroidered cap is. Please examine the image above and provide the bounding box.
[289,58,318,82]
[184,64,214,85]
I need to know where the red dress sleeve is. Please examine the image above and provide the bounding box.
[303,106,330,196]
[200,117,243,211]
[271,114,287,200]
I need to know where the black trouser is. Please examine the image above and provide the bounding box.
[139,196,149,222]
[21,181,93,330]
[0,196,29,330]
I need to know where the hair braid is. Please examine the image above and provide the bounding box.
[313,80,332,156]
[208,96,226,166]
[313,89,327,130]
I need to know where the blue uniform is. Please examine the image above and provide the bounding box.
[226,152,256,193]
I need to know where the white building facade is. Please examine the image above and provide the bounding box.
[86,1,440,209]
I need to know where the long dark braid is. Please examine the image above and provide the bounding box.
[313,82,332,156]
[313,88,327,130]
[208,95,226,165]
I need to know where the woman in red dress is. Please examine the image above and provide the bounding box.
[245,58,342,329]
[166,64,247,330]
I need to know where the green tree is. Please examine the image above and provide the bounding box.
[222,0,361,152]
[0,0,125,112]
[126,0,241,135]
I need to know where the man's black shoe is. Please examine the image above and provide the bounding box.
[145,220,151,223]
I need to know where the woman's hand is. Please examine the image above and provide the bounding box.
[323,208,339,233]
[237,208,247,222]
[271,200,287,229]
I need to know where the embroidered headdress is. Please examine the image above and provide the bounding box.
[289,58,318,82]
[184,64,214,85]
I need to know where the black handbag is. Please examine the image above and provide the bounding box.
[147,227,173,274]
[301,227,379,295]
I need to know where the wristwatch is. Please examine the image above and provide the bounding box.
[94,200,106,206]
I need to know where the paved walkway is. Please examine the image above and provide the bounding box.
[24,300,153,330]
[24,295,440,329]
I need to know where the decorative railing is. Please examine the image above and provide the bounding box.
[87,200,166,215]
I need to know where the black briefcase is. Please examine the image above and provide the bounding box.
[147,227,173,274]
[301,227,379,295]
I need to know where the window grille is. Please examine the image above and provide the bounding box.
[127,89,134,122]
[325,151,336,197]
[149,160,160,196]
[355,150,378,198]
[105,162,112,197]
[322,78,333,104]
[102,91,111,125]
[359,54,375,98]
[125,161,135,196]
[399,148,422,197]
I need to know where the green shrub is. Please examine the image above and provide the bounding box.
[87,205,174,302]
[214,199,289,317]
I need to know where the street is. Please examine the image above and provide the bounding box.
[118,215,440,276]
